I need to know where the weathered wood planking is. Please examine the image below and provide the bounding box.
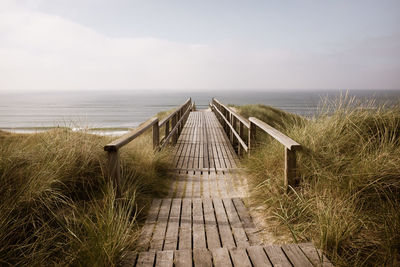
[173,111,239,172]
[134,109,333,267]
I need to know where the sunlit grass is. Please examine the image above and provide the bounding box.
[237,96,400,266]
[0,111,173,265]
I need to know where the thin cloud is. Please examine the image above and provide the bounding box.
[0,3,399,91]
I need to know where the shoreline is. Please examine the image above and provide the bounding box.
[0,127,130,136]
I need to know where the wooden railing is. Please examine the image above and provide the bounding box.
[104,98,193,196]
[211,98,249,155]
[211,98,301,191]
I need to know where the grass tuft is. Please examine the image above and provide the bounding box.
[238,97,400,266]
[0,111,173,265]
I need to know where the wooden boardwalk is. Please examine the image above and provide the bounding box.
[173,111,239,172]
[125,110,333,267]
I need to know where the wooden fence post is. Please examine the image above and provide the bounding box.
[172,114,177,144]
[153,120,159,150]
[229,113,233,143]
[232,116,238,152]
[285,147,298,191]
[238,122,244,156]
[107,150,121,198]
[248,121,257,155]
[165,120,170,143]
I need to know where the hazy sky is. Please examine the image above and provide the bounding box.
[1,0,399,91]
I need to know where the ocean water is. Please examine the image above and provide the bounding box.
[0,89,399,131]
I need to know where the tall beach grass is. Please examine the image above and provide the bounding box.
[0,113,172,265]
[237,97,400,266]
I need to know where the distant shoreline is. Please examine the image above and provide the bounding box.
[1,127,130,136]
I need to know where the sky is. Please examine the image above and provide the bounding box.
[0,0,399,91]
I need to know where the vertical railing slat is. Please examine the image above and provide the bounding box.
[107,150,121,198]
[285,147,297,191]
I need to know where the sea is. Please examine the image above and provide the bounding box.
[0,89,399,135]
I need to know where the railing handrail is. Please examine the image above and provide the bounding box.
[160,102,194,150]
[248,117,300,150]
[212,98,250,128]
[211,98,301,191]
[104,117,158,152]
[159,98,191,127]
[212,103,248,152]
[104,98,192,197]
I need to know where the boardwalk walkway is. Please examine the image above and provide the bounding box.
[127,110,332,267]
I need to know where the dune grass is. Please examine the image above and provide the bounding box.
[237,97,400,266]
[0,113,173,265]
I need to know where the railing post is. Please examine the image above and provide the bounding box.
[248,121,257,155]
[285,147,298,191]
[107,150,121,198]
[178,109,182,135]
[165,120,170,143]
[153,119,159,150]
[172,114,177,144]
[224,110,229,134]
[232,115,238,152]
[238,122,244,156]
[229,113,233,143]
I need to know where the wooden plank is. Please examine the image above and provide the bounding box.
[189,127,198,169]
[104,117,158,151]
[202,172,210,198]
[192,173,201,198]
[193,249,213,267]
[298,243,334,267]
[203,198,221,249]
[175,175,186,198]
[192,198,207,249]
[211,104,248,152]
[155,251,173,267]
[106,151,121,197]
[203,117,210,170]
[263,246,292,267]
[179,198,192,250]
[159,98,191,127]
[217,173,228,198]
[229,248,252,267]
[232,198,260,245]
[199,114,204,169]
[182,140,193,170]
[174,250,193,267]
[136,251,156,267]
[212,98,249,128]
[211,111,239,168]
[213,198,235,248]
[176,142,188,169]
[193,140,200,169]
[222,198,249,248]
[224,171,237,197]
[178,123,194,169]
[249,117,300,150]
[138,199,162,250]
[173,139,186,168]
[167,179,177,197]
[150,198,172,251]
[282,244,314,267]
[285,147,298,191]
[163,198,182,250]
[185,175,193,198]
[208,172,218,197]
[247,246,272,267]
[211,248,232,267]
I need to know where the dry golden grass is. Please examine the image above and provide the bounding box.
[238,97,400,266]
[0,113,172,266]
